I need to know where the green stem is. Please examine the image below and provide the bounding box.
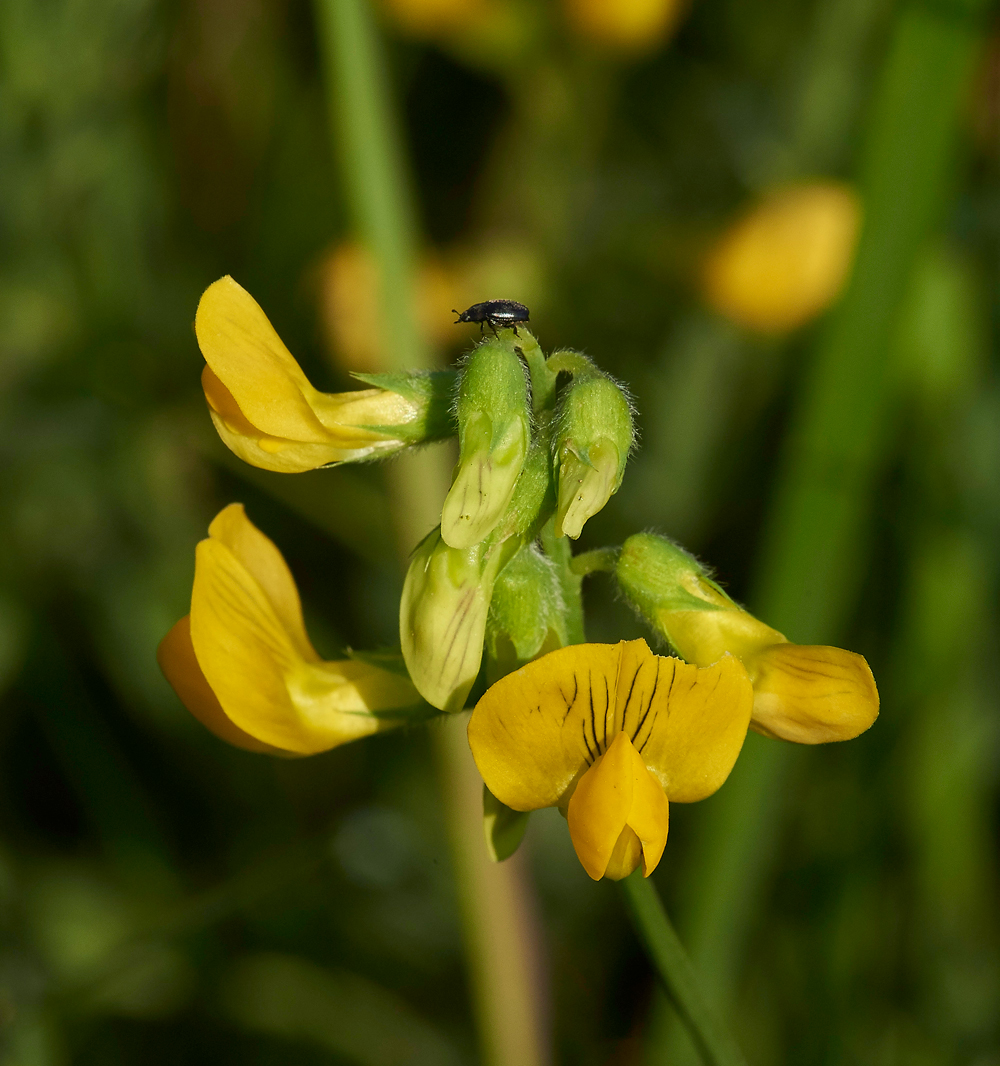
[314,6,549,1066]
[570,547,619,576]
[664,0,994,1054]
[620,873,747,1066]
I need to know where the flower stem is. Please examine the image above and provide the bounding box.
[569,547,619,576]
[314,5,550,1065]
[620,872,747,1066]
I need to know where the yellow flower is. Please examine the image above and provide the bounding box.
[197,276,431,472]
[562,0,685,52]
[468,639,753,880]
[382,0,489,37]
[616,533,879,744]
[158,503,422,755]
[702,182,860,333]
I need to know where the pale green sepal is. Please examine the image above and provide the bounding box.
[441,340,530,550]
[483,784,530,862]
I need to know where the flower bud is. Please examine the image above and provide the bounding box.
[441,339,530,549]
[702,182,860,334]
[198,276,456,472]
[615,533,879,744]
[552,372,633,539]
[485,544,568,682]
[400,527,517,712]
[157,504,425,755]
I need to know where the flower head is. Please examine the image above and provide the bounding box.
[468,638,753,880]
[158,504,424,755]
[615,533,879,743]
[198,276,452,472]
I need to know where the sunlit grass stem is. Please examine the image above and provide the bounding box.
[313,3,549,1065]
[667,0,993,1054]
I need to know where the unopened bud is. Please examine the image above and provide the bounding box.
[441,339,530,549]
[553,372,633,539]
[400,527,517,712]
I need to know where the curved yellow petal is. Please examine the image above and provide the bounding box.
[186,508,419,754]
[156,616,287,755]
[196,276,327,441]
[748,643,879,744]
[203,367,380,473]
[207,504,316,663]
[616,645,754,803]
[567,732,669,881]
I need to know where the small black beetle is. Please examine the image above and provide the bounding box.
[453,299,530,337]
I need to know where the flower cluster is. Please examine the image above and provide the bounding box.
[160,277,878,882]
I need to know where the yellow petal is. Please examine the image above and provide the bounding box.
[655,604,786,669]
[468,638,752,811]
[616,644,754,803]
[156,616,286,755]
[188,508,418,754]
[207,504,317,663]
[196,277,328,442]
[567,731,669,880]
[203,367,380,473]
[748,643,879,744]
[468,642,621,810]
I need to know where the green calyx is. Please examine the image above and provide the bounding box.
[616,533,734,620]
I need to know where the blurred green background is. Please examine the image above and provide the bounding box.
[1,0,999,1063]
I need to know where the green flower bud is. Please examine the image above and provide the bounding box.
[441,340,530,549]
[400,527,518,713]
[552,372,633,539]
[485,543,569,682]
[615,533,782,665]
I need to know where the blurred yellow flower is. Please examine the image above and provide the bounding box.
[319,239,546,370]
[468,639,753,880]
[382,0,488,37]
[563,0,685,52]
[158,504,422,755]
[198,275,425,472]
[702,181,861,333]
